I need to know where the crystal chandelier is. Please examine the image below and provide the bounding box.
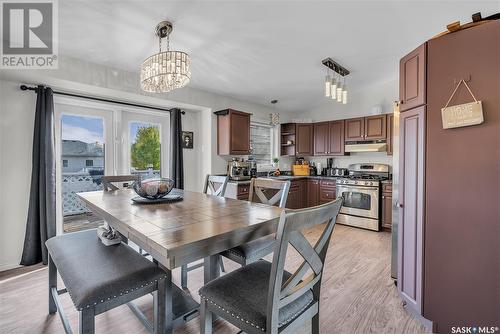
[140,21,191,93]
[322,58,348,104]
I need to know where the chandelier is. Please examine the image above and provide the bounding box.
[322,58,349,104]
[140,21,191,93]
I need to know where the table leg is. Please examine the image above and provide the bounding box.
[157,265,174,334]
[203,255,220,284]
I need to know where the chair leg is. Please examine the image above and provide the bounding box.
[78,308,95,334]
[200,299,213,334]
[48,255,57,314]
[312,313,320,334]
[181,264,188,289]
[218,255,225,273]
[154,282,166,334]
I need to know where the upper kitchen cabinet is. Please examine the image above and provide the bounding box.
[365,115,387,140]
[345,117,365,141]
[345,115,387,141]
[295,123,314,156]
[387,113,394,155]
[215,109,251,155]
[313,120,345,156]
[399,43,427,112]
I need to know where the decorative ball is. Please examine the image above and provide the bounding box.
[132,178,174,199]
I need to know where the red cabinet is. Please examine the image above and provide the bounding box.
[306,179,319,207]
[319,179,336,204]
[286,180,305,209]
[365,115,387,140]
[399,43,427,112]
[381,183,393,229]
[313,122,329,155]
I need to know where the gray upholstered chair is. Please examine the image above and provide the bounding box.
[102,174,140,191]
[46,229,168,334]
[180,174,229,289]
[199,198,343,334]
[219,178,291,266]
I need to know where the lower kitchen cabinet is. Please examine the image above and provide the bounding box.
[319,179,336,204]
[286,180,305,209]
[306,179,319,207]
[224,182,250,200]
[381,182,393,229]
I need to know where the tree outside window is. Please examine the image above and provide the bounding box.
[131,125,161,170]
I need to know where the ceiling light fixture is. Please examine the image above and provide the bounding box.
[140,21,190,93]
[322,58,349,104]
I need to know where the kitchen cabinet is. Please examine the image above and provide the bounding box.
[319,179,336,204]
[399,43,426,112]
[224,182,250,201]
[381,182,392,229]
[365,115,387,140]
[286,179,305,209]
[295,124,314,156]
[387,113,394,155]
[345,117,365,141]
[280,123,296,156]
[398,105,425,314]
[215,109,251,155]
[306,179,319,207]
[313,121,345,156]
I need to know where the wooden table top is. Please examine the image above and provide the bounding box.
[78,189,284,270]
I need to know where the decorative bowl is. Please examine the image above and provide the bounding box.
[132,178,175,200]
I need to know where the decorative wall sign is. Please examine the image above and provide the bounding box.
[441,79,483,129]
[182,131,194,149]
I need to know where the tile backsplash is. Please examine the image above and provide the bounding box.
[292,152,393,173]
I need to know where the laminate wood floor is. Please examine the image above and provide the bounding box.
[0,224,428,334]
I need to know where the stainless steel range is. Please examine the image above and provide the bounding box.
[336,163,390,231]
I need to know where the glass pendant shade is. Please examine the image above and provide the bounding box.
[325,75,331,97]
[342,86,348,104]
[337,83,343,102]
[330,78,337,99]
[141,51,190,93]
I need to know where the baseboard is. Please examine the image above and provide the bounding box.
[0,263,21,272]
[403,304,436,333]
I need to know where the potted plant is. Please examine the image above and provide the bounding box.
[272,157,279,168]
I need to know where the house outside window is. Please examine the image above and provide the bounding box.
[85,159,93,167]
[249,121,274,165]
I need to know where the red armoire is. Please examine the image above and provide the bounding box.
[397,20,500,333]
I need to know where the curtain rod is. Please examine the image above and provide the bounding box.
[19,85,185,114]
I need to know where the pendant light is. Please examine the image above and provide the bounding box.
[325,71,331,97]
[330,74,337,100]
[321,57,350,104]
[342,76,348,104]
[336,74,343,102]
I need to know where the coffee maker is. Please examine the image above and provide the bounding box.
[228,158,251,181]
[322,158,335,176]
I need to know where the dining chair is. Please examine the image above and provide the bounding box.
[180,174,229,289]
[219,178,291,266]
[199,198,343,334]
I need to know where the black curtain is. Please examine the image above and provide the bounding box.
[170,108,184,189]
[20,86,56,266]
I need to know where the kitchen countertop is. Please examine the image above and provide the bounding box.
[228,175,343,184]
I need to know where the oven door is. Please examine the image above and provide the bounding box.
[336,185,379,219]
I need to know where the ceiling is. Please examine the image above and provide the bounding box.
[59,1,499,112]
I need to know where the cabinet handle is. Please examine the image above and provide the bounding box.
[382,195,385,199]
[396,202,404,208]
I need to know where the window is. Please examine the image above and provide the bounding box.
[62,159,68,167]
[85,159,93,167]
[249,122,273,164]
[129,122,161,177]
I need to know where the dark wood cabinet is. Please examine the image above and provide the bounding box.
[345,117,365,141]
[286,180,305,209]
[398,106,425,314]
[295,124,313,156]
[319,179,336,204]
[365,115,387,140]
[215,109,251,155]
[280,123,296,156]
[387,113,394,155]
[399,43,426,112]
[313,120,345,156]
[381,183,392,229]
[306,179,319,207]
[313,122,329,155]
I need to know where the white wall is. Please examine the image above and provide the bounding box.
[0,56,292,271]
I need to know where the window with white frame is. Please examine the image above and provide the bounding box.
[249,121,273,165]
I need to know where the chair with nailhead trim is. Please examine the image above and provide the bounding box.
[199,198,343,334]
[46,229,167,334]
[219,178,291,268]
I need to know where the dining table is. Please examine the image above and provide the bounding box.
[77,188,284,334]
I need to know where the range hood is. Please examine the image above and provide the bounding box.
[345,140,387,153]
